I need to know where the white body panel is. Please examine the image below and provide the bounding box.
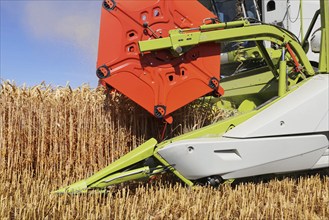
[262,0,321,62]
[224,74,328,138]
[158,135,327,179]
[158,74,329,180]
[262,0,288,27]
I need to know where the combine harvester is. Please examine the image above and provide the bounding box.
[56,0,328,193]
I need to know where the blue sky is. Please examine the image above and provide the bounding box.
[1,0,102,88]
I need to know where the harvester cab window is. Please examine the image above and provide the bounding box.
[198,0,261,22]
[198,0,215,13]
[245,0,261,20]
[211,0,261,22]
[214,0,237,22]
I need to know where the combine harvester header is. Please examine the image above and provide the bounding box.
[55,0,329,193]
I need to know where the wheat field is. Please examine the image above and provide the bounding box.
[0,81,328,219]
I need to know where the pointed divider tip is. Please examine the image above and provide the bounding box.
[53,138,158,194]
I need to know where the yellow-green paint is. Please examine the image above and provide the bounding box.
[89,166,152,188]
[300,0,304,42]
[319,0,329,73]
[139,21,314,76]
[238,99,259,112]
[278,60,287,97]
[199,20,249,31]
[54,138,157,193]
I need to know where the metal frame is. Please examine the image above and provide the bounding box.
[139,20,314,77]
[319,0,329,73]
